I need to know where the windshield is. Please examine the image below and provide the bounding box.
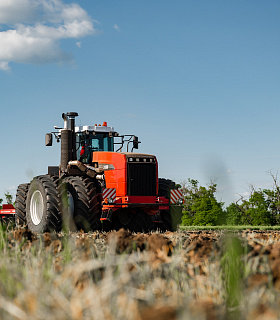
[76,132,114,163]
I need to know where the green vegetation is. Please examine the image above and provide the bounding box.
[181,179,225,226]
[181,175,280,227]
[220,234,247,319]
[225,187,280,226]
[0,192,14,209]
[180,225,280,230]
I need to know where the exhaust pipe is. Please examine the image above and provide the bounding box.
[68,160,104,180]
[62,113,68,129]
[61,129,72,172]
[60,112,78,173]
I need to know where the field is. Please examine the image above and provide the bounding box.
[1,226,280,319]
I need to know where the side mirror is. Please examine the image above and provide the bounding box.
[133,136,140,149]
[45,133,53,146]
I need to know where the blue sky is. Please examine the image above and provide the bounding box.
[1,0,280,205]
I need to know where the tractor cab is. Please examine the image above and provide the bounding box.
[75,122,115,164]
[74,122,141,164]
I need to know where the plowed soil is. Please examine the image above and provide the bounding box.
[2,228,280,319]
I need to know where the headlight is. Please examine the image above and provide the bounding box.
[178,198,184,205]
[108,197,114,204]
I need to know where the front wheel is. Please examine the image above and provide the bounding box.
[59,176,100,231]
[26,175,61,233]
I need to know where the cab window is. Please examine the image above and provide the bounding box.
[76,132,114,163]
[91,133,113,151]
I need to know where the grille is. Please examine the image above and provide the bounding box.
[127,163,157,196]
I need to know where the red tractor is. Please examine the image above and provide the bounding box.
[15,112,183,233]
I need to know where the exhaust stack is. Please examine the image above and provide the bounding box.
[60,112,78,173]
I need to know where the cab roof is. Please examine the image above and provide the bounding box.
[75,124,115,134]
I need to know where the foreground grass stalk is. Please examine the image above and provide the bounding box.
[220,233,246,319]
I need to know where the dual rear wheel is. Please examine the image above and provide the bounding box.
[59,176,100,232]
[16,175,100,233]
[25,175,61,233]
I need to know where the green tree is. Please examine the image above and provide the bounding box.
[181,179,225,226]
[4,192,13,205]
[262,189,280,225]
[181,179,198,225]
[226,203,243,225]
[244,190,272,226]
[226,188,273,226]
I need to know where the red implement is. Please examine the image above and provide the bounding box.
[0,204,15,217]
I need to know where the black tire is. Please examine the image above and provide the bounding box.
[158,178,176,198]
[158,178,177,231]
[26,175,61,233]
[113,209,154,233]
[59,176,100,231]
[160,210,173,231]
[50,175,59,186]
[15,183,29,226]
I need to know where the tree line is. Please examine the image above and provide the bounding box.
[180,173,280,226]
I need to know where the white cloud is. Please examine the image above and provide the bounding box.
[113,24,120,32]
[0,0,38,24]
[6,185,17,192]
[0,61,10,72]
[0,0,95,71]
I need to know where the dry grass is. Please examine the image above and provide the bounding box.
[0,226,280,319]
